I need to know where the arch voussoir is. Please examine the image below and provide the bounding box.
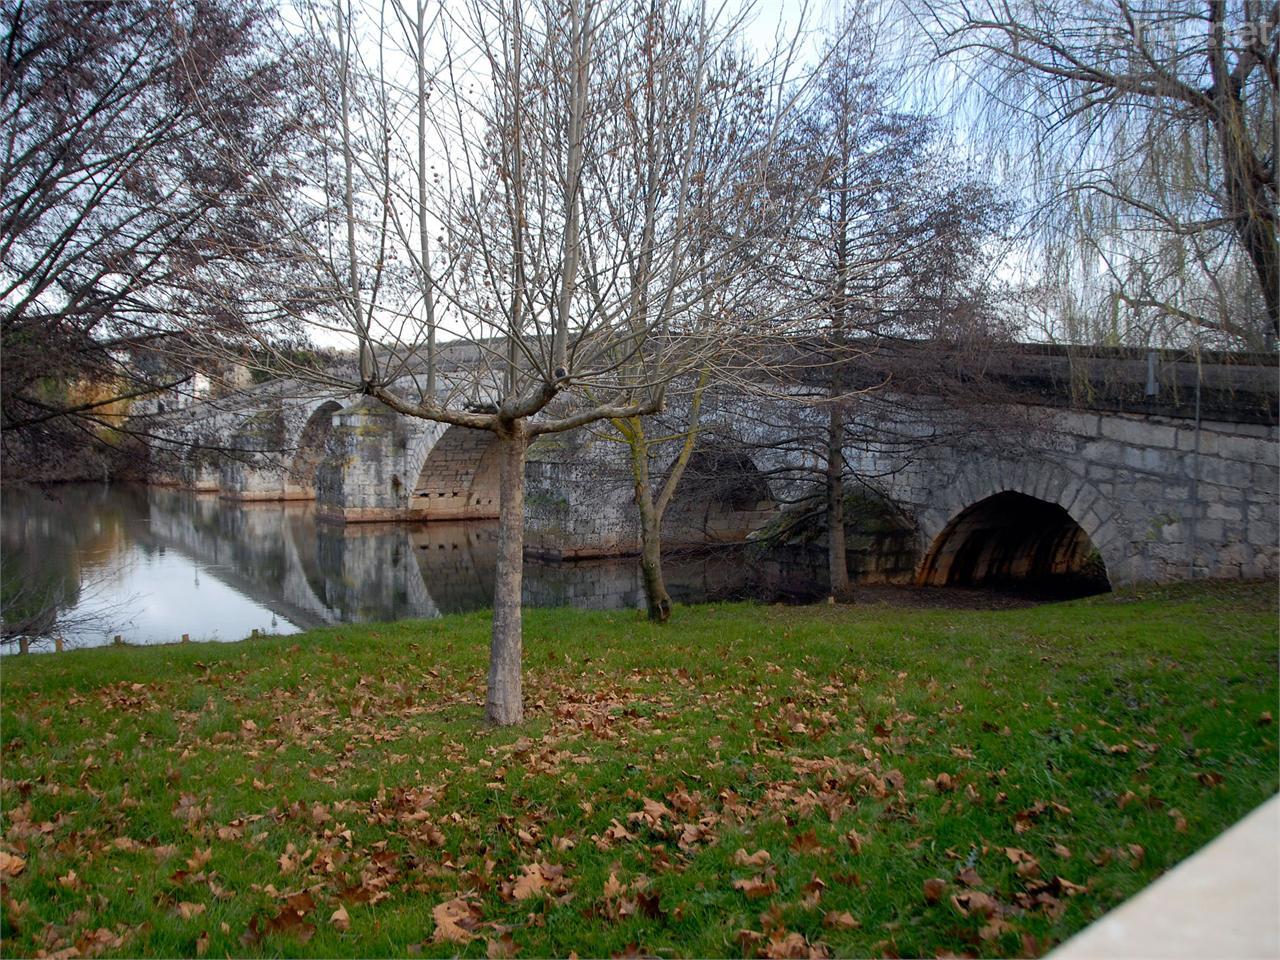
[915,458,1122,590]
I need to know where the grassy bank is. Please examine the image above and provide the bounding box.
[1,582,1276,958]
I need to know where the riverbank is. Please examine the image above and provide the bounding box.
[2,582,1276,957]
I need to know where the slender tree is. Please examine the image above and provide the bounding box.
[262,0,795,722]
[760,22,1011,597]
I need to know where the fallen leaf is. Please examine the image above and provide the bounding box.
[176,902,207,921]
[432,897,481,944]
[922,878,946,903]
[331,905,350,932]
[823,910,859,929]
[511,861,565,900]
[733,848,772,868]
[0,852,26,877]
[732,876,777,900]
[950,890,998,919]
[488,932,520,958]
[979,916,1013,941]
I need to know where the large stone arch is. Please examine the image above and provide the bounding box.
[914,459,1123,587]
[409,424,502,519]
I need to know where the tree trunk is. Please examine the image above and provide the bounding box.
[625,416,675,623]
[826,401,851,600]
[487,422,527,725]
[638,496,672,623]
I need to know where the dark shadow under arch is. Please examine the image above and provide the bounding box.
[663,444,775,547]
[918,491,1110,593]
[288,401,343,497]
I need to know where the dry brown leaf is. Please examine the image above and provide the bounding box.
[732,875,777,900]
[922,878,946,904]
[823,910,859,929]
[950,890,998,919]
[512,863,554,900]
[0,851,26,877]
[733,848,772,868]
[979,917,1014,941]
[176,902,207,921]
[488,932,520,958]
[331,905,350,931]
[432,897,481,944]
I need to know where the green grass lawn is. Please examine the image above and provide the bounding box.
[1,582,1276,959]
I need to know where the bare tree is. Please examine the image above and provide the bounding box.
[748,20,1012,598]
[592,30,800,623]
[909,0,1278,349]
[244,0,797,722]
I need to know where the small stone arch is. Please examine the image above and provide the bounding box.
[410,424,502,519]
[662,444,776,547]
[914,460,1121,589]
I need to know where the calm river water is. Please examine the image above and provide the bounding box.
[2,484,829,652]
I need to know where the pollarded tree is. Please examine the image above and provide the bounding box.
[257,0,798,723]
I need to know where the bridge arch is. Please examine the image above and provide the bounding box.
[662,444,775,547]
[915,460,1120,590]
[411,424,502,519]
[285,400,343,498]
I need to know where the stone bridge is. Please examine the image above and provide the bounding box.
[145,344,1279,589]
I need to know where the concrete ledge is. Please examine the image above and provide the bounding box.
[1048,794,1279,959]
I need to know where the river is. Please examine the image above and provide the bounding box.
[1,484,832,652]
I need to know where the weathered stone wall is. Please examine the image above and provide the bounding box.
[219,410,290,501]
[316,398,427,522]
[525,432,642,557]
[170,357,1277,587]
[872,408,1278,586]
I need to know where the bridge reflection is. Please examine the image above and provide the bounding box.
[143,488,801,625]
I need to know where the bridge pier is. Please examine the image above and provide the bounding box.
[180,457,221,493]
[316,397,418,522]
[220,411,291,501]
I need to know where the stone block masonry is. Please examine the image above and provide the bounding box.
[159,350,1277,588]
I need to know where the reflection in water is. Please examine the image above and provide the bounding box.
[2,484,826,652]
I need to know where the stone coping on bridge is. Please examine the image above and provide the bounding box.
[1047,793,1279,959]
